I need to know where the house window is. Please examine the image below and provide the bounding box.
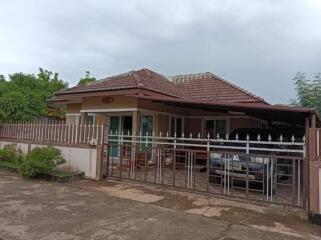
[141,116,153,136]
[206,120,215,138]
[170,117,183,137]
[205,119,227,139]
[122,116,133,135]
[86,114,95,125]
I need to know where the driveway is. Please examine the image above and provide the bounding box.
[0,172,320,240]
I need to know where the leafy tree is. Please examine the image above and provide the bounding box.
[78,70,96,85]
[0,68,68,122]
[291,72,321,114]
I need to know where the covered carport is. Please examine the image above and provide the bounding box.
[126,94,320,218]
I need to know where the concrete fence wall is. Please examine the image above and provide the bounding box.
[0,140,100,179]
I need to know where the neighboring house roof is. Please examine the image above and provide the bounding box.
[168,72,265,103]
[54,68,267,104]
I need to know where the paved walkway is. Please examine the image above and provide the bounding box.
[0,172,320,240]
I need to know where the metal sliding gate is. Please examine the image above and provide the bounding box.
[104,141,305,208]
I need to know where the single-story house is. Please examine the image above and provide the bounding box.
[49,68,318,140]
[23,68,321,213]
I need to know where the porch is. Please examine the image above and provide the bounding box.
[67,94,312,146]
[71,97,312,208]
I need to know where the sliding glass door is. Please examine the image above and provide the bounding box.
[170,117,183,137]
[109,115,133,158]
[140,115,154,150]
[110,116,121,158]
[205,119,227,139]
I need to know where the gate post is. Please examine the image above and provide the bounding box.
[96,144,103,180]
[308,114,321,223]
[96,124,106,181]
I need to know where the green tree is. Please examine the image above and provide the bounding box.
[291,72,321,114]
[0,75,5,82]
[0,68,68,122]
[77,70,96,85]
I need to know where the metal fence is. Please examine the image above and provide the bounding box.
[0,123,104,146]
[104,132,306,207]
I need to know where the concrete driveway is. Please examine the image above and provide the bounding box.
[0,172,320,240]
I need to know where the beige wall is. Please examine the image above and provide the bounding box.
[65,95,138,125]
[81,95,137,111]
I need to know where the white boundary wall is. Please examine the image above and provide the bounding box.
[0,140,98,179]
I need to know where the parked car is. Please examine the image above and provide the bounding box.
[229,127,304,180]
[208,152,276,195]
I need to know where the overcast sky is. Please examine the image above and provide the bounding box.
[1,0,321,104]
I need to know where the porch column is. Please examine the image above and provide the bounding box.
[132,111,140,148]
[311,113,316,129]
[132,111,140,135]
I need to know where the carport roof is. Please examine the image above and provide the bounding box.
[128,94,319,125]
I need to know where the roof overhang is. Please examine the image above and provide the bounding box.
[128,95,319,125]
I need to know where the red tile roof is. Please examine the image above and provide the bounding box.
[55,68,266,104]
[168,72,265,103]
[56,69,188,99]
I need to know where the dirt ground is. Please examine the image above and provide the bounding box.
[0,172,320,240]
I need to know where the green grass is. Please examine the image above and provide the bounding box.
[0,160,18,169]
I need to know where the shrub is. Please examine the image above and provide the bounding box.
[18,146,66,178]
[0,144,22,163]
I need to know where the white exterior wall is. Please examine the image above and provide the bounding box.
[0,141,98,179]
[0,141,29,155]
